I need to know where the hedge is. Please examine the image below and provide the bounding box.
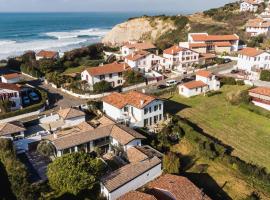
[0,89,47,120]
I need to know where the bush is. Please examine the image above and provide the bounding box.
[226,90,250,105]
[260,70,270,81]
[0,139,35,200]
[93,81,112,93]
[124,70,145,86]
[163,152,180,174]
[220,77,236,85]
[47,152,106,195]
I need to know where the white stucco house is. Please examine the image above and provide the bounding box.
[102,91,164,128]
[1,73,21,84]
[125,50,169,72]
[100,156,162,200]
[0,83,22,110]
[236,47,270,80]
[121,42,157,57]
[188,33,239,53]
[81,62,130,89]
[179,70,220,97]
[240,0,262,12]
[249,87,270,111]
[163,45,199,72]
[245,18,270,36]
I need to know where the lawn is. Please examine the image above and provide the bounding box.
[64,65,86,74]
[162,85,270,172]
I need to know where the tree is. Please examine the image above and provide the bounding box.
[47,152,106,195]
[260,70,270,81]
[124,70,144,85]
[245,192,261,200]
[93,81,112,93]
[37,141,56,158]
[163,152,180,174]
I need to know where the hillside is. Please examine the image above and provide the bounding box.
[102,2,257,50]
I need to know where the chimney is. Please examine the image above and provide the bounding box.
[53,132,57,139]
[140,99,145,106]
[132,52,134,58]
[156,50,159,56]
[100,63,104,66]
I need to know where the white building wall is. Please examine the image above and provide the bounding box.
[62,116,86,128]
[1,77,21,84]
[103,102,123,121]
[101,163,162,200]
[240,2,258,12]
[246,26,270,36]
[179,85,209,97]
[0,88,21,110]
[252,100,270,110]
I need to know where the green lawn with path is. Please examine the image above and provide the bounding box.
[163,85,270,172]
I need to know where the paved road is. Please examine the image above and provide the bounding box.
[26,79,87,111]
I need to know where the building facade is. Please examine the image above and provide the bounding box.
[0,83,21,110]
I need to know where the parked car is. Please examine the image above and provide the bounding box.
[29,92,39,101]
[157,84,167,89]
[231,69,239,74]
[23,96,30,104]
[224,58,232,63]
[166,80,177,87]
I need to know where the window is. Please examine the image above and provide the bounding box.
[159,104,162,110]
[149,107,152,113]
[159,114,162,120]
[149,117,152,125]
[109,74,112,78]
[118,72,122,77]
[144,119,148,126]
[144,108,148,114]
[154,105,158,111]
[154,115,158,123]
[124,107,128,112]
[117,80,122,84]
[100,75,105,80]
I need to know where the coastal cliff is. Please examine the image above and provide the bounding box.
[102,15,183,47]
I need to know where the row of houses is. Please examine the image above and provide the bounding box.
[240,0,264,12]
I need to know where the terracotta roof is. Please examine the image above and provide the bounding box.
[213,41,232,47]
[125,50,151,61]
[57,108,85,120]
[0,122,26,136]
[196,70,213,78]
[181,80,208,89]
[163,45,185,55]
[127,147,148,163]
[1,73,21,80]
[249,87,270,97]
[0,83,21,91]
[44,123,145,150]
[246,18,270,28]
[110,124,146,145]
[86,62,130,76]
[101,156,161,192]
[103,91,158,109]
[238,47,265,57]
[199,53,216,59]
[191,33,239,41]
[148,174,212,200]
[124,42,156,50]
[36,50,58,59]
[118,191,157,200]
[189,43,207,48]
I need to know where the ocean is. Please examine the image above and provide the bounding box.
[0,12,151,59]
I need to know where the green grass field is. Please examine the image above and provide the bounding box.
[64,65,86,74]
[163,85,270,172]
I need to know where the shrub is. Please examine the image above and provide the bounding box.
[220,77,236,85]
[124,70,145,86]
[93,81,112,93]
[226,90,250,105]
[163,152,180,174]
[260,70,270,81]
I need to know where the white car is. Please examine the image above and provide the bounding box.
[166,80,177,87]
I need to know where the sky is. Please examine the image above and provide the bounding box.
[0,0,235,13]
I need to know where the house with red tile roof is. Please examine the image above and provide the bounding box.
[125,50,169,72]
[188,33,239,53]
[236,47,270,80]
[0,83,22,110]
[102,91,164,128]
[1,73,21,84]
[121,41,157,57]
[163,45,199,72]
[240,0,263,12]
[178,70,220,97]
[81,62,130,89]
[249,86,270,110]
[36,50,59,60]
[147,174,212,200]
[245,18,270,37]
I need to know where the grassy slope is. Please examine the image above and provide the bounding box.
[164,85,270,171]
